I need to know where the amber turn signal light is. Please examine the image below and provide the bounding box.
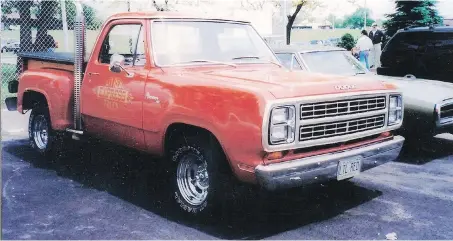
[266,151,284,160]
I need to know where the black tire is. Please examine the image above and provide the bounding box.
[29,105,69,158]
[166,130,231,218]
[401,133,436,153]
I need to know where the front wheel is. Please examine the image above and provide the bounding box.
[167,131,231,217]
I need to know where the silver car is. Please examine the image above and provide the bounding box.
[271,45,453,143]
[1,39,20,53]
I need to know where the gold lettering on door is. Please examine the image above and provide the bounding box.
[95,77,134,110]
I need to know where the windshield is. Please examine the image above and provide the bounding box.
[301,51,368,75]
[151,20,279,66]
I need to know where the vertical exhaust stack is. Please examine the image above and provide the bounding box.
[73,3,85,131]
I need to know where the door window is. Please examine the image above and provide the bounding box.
[426,32,453,49]
[98,24,146,66]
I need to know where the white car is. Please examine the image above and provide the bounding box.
[271,45,453,144]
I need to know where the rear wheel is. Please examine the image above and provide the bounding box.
[166,130,231,217]
[29,106,69,158]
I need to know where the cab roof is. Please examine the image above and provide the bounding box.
[107,11,250,24]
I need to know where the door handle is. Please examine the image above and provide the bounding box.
[89,72,100,76]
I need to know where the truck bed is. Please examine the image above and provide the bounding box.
[17,52,87,64]
[17,52,88,73]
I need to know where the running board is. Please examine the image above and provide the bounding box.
[66,128,84,140]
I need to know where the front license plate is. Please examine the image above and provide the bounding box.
[337,157,362,180]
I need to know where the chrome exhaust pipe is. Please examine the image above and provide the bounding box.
[73,2,85,130]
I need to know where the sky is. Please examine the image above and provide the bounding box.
[83,0,453,23]
[320,0,453,19]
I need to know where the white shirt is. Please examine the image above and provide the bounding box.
[356,35,373,51]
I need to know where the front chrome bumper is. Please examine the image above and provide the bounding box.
[255,135,405,190]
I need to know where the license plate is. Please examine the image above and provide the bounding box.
[337,157,362,180]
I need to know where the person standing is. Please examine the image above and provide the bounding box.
[369,22,385,68]
[356,30,373,70]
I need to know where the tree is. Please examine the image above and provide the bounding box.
[240,0,266,10]
[338,33,356,50]
[343,8,374,29]
[17,1,34,52]
[2,0,102,53]
[35,0,59,50]
[326,14,344,28]
[383,0,443,37]
[333,18,345,29]
[152,0,170,11]
[1,0,14,14]
[64,0,103,30]
[286,0,320,44]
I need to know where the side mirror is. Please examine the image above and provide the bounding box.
[109,53,125,73]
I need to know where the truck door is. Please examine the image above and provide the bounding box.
[82,20,149,150]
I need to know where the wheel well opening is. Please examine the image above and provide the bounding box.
[164,123,232,173]
[22,91,48,110]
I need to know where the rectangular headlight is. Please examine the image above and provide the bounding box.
[269,106,296,145]
[388,95,403,126]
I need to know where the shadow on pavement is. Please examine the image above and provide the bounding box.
[396,135,453,165]
[3,138,382,239]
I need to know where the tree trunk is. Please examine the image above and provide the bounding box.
[286,3,304,45]
[36,1,58,51]
[18,1,33,52]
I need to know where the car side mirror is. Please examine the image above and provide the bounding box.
[109,54,134,77]
[109,53,125,73]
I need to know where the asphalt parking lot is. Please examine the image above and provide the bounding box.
[2,111,453,240]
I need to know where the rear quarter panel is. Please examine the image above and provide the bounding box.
[18,69,74,130]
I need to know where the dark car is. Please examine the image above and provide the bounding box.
[377,26,453,82]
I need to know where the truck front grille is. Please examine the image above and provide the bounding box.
[300,96,386,120]
[440,104,453,119]
[299,114,385,141]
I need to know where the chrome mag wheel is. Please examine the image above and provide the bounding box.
[32,115,49,150]
[176,153,209,206]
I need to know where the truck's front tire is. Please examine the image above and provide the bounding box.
[167,132,229,217]
[29,106,67,158]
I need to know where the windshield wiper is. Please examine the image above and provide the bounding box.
[232,56,283,67]
[169,59,237,67]
[232,56,260,60]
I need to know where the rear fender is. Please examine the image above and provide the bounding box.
[18,70,74,131]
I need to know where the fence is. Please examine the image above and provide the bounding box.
[0,0,135,103]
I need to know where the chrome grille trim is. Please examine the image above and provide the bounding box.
[261,90,403,153]
[300,96,386,120]
[299,115,385,141]
[440,104,453,119]
[437,100,453,126]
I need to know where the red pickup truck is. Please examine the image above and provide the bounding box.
[5,11,405,216]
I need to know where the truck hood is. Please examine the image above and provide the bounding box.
[171,67,394,99]
[366,74,453,104]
